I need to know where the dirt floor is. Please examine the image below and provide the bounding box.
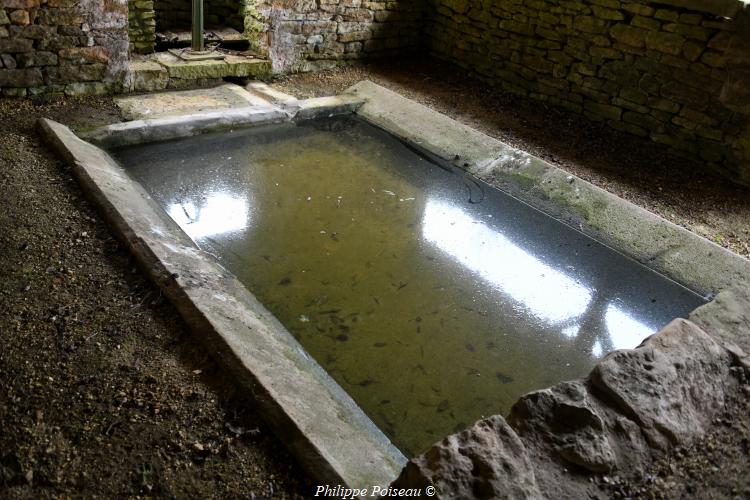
[0,56,748,499]
[0,98,311,497]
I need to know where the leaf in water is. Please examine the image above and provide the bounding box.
[495,371,514,384]
[465,343,475,352]
[336,333,349,342]
[436,400,450,413]
[278,277,292,286]
[358,379,376,387]
[373,342,387,347]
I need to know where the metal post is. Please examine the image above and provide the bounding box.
[191,0,204,51]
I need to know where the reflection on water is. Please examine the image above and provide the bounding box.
[423,200,593,323]
[167,193,250,239]
[114,116,705,457]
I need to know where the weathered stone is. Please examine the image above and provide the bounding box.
[584,101,621,121]
[590,319,732,449]
[390,415,541,499]
[9,9,29,25]
[631,15,660,31]
[690,285,750,359]
[0,37,32,52]
[0,0,38,7]
[592,6,623,21]
[573,15,609,34]
[510,380,617,473]
[0,9,9,24]
[645,31,685,55]
[0,53,16,68]
[2,86,26,96]
[0,67,42,86]
[59,46,110,64]
[610,24,647,48]
[60,63,107,82]
[63,81,110,95]
[15,51,57,67]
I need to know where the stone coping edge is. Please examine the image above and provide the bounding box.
[345,80,750,298]
[81,95,366,149]
[37,117,407,493]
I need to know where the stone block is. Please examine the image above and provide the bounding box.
[59,46,110,64]
[224,56,271,77]
[0,0,38,7]
[573,15,609,34]
[631,15,660,31]
[645,31,684,55]
[2,86,26,96]
[16,50,57,67]
[0,9,9,24]
[584,100,622,121]
[60,63,107,82]
[610,24,646,48]
[9,9,29,25]
[0,53,15,68]
[64,81,110,95]
[592,6,624,21]
[0,37,32,52]
[0,67,42,86]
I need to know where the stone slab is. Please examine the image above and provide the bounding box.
[83,105,288,148]
[115,82,271,120]
[38,117,407,492]
[154,52,271,80]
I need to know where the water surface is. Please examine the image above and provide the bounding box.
[113,117,705,456]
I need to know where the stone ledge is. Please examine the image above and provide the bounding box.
[347,80,750,297]
[38,117,407,492]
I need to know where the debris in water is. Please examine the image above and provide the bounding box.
[436,400,450,412]
[336,333,349,342]
[374,342,387,347]
[495,371,514,384]
[278,277,292,286]
[382,190,396,196]
[465,343,475,352]
[298,315,310,322]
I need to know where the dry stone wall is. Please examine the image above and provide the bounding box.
[0,0,129,96]
[128,0,155,54]
[427,0,750,184]
[258,0,425,72]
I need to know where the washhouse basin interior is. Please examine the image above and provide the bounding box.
[111,116,705,457]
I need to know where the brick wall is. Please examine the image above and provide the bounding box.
[0,0,129,97]
[426,0,750,184]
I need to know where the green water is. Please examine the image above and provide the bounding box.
[116,117,705,456]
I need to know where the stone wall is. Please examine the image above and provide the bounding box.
[0,0,129,97]
[128,0,155,54]
[426,0,750,185]
[258,0,425,72]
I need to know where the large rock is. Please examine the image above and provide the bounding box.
[590,319,733,450]
[393,319,738,498]
[508,381,617,474]
[390,415,541,499]
[689,284,750,367]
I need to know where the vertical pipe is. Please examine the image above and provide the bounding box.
[191,0,204,51]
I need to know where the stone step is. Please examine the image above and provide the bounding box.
[125,53,272,93]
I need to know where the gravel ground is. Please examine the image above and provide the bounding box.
[1,57,748,499]
[0,97,311,498]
